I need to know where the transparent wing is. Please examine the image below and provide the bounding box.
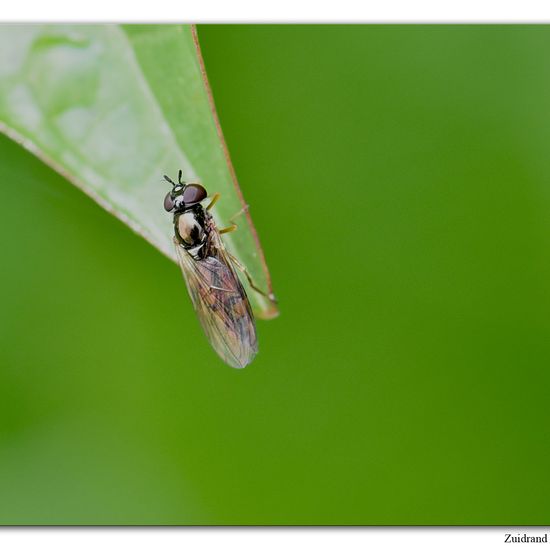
[174,237,258,369]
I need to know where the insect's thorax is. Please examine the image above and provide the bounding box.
[174,205,210,259]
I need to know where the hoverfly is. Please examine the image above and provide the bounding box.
[163,170,270,369]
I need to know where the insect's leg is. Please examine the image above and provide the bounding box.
[219,205,248,233]
[209,284,233,292]
[229,204,250,224]
[226,251,277,303]
[219,224,237,234]
[207,192,221,211]
[207,192,248,223]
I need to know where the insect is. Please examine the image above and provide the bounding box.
[163,170,270,369]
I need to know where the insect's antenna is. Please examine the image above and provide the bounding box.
[178,169,185,185]
[163,175,176,187]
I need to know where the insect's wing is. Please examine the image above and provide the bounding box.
[174,239,258,369]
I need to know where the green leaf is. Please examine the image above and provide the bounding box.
[0,24,277,319]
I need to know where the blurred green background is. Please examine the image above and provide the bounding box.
[1,25,549,524]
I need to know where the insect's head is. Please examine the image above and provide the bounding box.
[163,170,207,213]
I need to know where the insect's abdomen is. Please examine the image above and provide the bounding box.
[186,255,257,369]
[195,257,257,368]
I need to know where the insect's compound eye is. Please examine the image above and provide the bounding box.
[182,184,207,206]
[164,192,175,212]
